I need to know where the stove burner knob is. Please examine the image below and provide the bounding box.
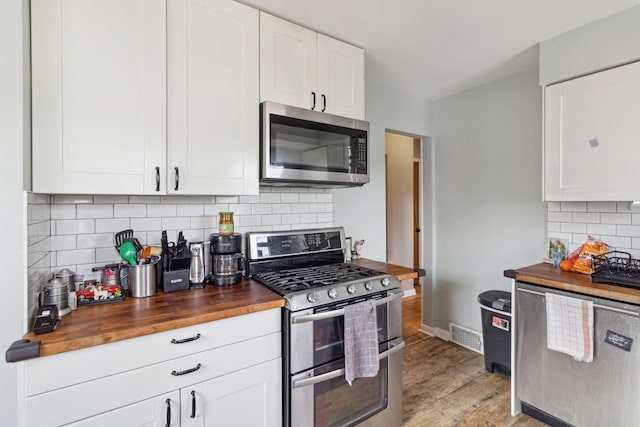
[307,292,318,303]
[347,284,357,294]
[328,288,338,299]
[364,281,374,291]
[380,278,391,287]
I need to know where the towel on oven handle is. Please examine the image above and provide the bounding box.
[344,299,379,385]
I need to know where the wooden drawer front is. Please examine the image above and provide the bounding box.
[25,309,280,396]
[25,332,280,427]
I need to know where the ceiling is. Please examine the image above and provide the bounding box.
[240,0,640,100]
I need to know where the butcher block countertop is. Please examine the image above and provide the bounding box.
[507,262,640,305]
[24,259,417,358]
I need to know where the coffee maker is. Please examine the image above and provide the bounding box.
[209,233,243,285]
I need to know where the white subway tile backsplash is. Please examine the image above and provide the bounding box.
[148,204,177,217]
[560,202,586,212]
[129,195,161,204]
[94,195,128,204]
[161,196,187,204]
[96,247,120,263]
[282,214,301,224]
[547,222,561,232]
[30,204,51,221]
[300,193,317,203]
[572,213,599,223]
[217,196,240,204]
[56,249,95,266]
[309,203,326,213]
[130,217,162,232]
[632,214,640,225]
[162,217,191,230]
[560,222,586,233]
[239,215,262,227]
[632,237,640,249]
[602,235,631,249]
[252,204,272,215]
[183,229,205,243]
[317,213,333,223]
[300,213,318,223]
[229,204,252,215]
[56,219,95,235]
[601,213,631,225]
[50,235,76,251]
[95,218,130,233]
[547,212,572,222]
[260,193,281,203]
[316,193,332,203]
[177,204,204,217]
[587,201,616,212]
[272,204,291,214]
[51,205,76,220]
[114,204,147,218]
[77,233,114,249]
[586,224,615,235]
[190,216,216,229]
[617,202,634,213]
[617,225,640,237]
[203,204,230,216]
[547,201,561,212]
[262,215,282,226]
[281,193,300,203]
[188,196,216,204]
[77,204,113,219]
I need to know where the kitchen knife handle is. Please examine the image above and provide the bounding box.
[321,94,326,112]
[171,363,201,377]
[190,390,196,418]
[165,399,171,427]
[174,167,179,191]
[311,91,316,110]
[155,166,160,192]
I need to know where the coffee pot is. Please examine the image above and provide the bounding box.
[189,242,205,288]
[209,233,243,286]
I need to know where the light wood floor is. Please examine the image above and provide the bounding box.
[401,286,546,427]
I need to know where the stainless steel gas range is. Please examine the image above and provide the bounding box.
[246,227,404,427]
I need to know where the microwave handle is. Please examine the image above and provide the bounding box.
[291,291,402,324]
[311,91,316,110]
[292,338,404,389]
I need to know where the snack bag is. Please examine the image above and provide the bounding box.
[570,236,608,274]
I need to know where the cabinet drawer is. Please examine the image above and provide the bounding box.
[24,309,280,396]
[25,332,280,427]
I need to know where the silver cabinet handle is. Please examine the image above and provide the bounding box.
[292,291,402,324]
[292,339,405,389]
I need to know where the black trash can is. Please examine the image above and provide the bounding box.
[478,290,512,376]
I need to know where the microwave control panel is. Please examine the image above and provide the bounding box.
[353,137,368,174]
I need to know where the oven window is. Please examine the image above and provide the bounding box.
[314,357,388,427]
[269,115,366,173]
[313,301,388,367]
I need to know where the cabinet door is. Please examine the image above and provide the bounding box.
[544,61,640,201]
[259,12,317,110]
[66,391,180,427]
[317,34,365,120]
[31,0,166,195]
[181,359,282,427]
[168,0,259,195]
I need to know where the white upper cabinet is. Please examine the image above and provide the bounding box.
[260,12,365,120]
[544,61,640,201]
[31,0,167,195]
[31,0,259,195]
[168,0,259,195]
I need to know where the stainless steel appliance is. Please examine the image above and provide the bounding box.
[189,242,205,287]
[516,281,640,426]
[246,227,404,427]
[209,233,243,286]
[260,102,370,187]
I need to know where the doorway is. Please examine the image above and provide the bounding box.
[385,132,422,295]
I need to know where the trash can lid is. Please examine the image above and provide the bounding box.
[478,290,511,313]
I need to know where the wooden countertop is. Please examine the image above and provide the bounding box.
[24,259,417,357]
[508,262,640,305]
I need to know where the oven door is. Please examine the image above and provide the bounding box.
[290,338,404,427]
[289,289,403,374]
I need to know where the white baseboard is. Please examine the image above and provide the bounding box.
[432,327,450,341]
[418,324,433,336]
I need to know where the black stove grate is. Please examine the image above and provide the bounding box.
[253,263,386,294]
[592,251,640,289]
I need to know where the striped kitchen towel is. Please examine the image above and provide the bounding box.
[546,292,594,363]
[344,299,379,385]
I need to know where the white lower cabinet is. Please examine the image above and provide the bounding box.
[20,310,281,427]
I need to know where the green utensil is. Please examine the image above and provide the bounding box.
[119,241,137,266]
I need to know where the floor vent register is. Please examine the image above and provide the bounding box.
[449,322,483,353]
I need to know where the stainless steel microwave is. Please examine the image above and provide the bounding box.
[260,102,370,187]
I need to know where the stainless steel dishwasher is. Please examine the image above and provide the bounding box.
[516,281,640,427]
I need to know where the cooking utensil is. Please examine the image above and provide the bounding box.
[114,229,143,252]
[120,241,137,266]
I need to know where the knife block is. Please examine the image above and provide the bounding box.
[161,268,189,293]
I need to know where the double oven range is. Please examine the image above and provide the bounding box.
[246,227,404,427]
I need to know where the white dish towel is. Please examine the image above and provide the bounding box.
[344,299,379,385]
[545,292,594,363]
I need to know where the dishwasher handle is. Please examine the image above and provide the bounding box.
[517,287,640,317]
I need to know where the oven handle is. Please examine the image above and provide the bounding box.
[291,338,405,389]
[292,291,403,324]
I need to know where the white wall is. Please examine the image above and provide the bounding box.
[333,79,433,263]
[0,0,29,424]
[432,69,546,333]
[539,5,640,85]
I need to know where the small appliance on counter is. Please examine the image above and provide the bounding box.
[209,233,243,286]
[43,277,71,317]
[188,242,205,288]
